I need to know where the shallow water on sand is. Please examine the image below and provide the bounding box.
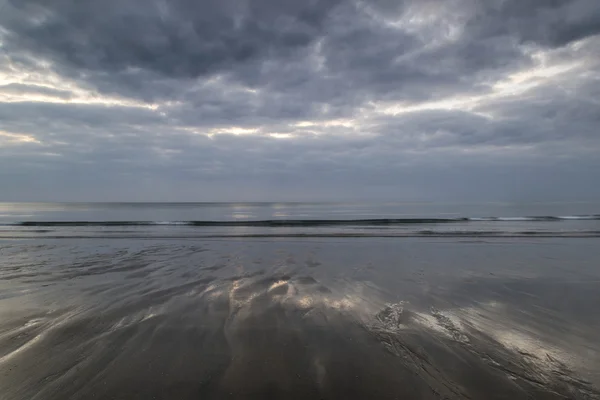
[1,237,599,399]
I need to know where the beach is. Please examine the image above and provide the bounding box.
[1,203,599,399]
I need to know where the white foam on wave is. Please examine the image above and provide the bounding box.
[558,215,598,220]
[468,215,599,222]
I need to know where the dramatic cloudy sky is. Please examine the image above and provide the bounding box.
[1,0,599,201]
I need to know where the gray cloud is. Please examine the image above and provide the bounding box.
[0,0,599,201]
[0,83,73,99]
[3,0,341,77]
[466,0,600,47]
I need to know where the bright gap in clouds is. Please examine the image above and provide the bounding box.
[0,0,599,201]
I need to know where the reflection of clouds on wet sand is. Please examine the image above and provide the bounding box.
[0,240,599,399]
[195,271,599,399]
[371,300,599,399]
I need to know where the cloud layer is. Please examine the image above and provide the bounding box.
[1,0,599,201]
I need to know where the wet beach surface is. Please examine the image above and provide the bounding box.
[1,237,599,399]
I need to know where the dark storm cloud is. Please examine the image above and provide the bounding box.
[2,0,341,78]
[0,0,599,201]
[1,0,598,81]
[0,0,344,102]
[466,0,600,47]
[1,0,597,104]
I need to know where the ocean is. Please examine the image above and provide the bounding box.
[1,202,599,399]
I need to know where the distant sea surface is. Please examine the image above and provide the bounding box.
[1,202,599,399]
[1,201,599,238]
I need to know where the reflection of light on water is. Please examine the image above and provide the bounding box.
[0,310,81,364]
[412,312,451,335]
[372,300,579,378]
[495,330,558,359]
[197,276,589,388]
[268,279,288,291]
[446,302,573,372]
[202,276,380,324]
[228,280,262,308]
[327,298,356,311]
[297,296,313,309]
[272,203,290,219]
[230,203,256,220]
[232,213,252,219]
[0,334,44,364]
[227,204,257,236]
[200,283,219,296]
[198,274,581,380]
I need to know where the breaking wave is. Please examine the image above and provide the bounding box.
[3,215,599,227]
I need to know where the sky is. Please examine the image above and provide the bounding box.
[0,0,599,202]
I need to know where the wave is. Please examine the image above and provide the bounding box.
[1,231,599,239]
[468,215,600,221]
[4,219,466,227]
[2,215,599,227]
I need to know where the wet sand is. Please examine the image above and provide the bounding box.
[1,238,599,399]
